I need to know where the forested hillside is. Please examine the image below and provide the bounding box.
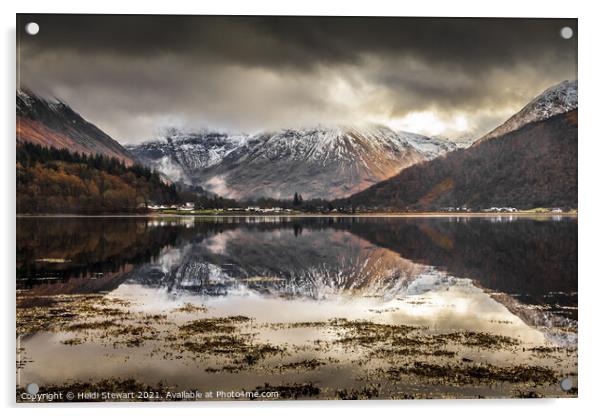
[17,142,179,214]
[340,110,577,211]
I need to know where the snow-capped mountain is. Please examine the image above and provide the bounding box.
[476,79,577,144]
[17,88,135,165]
[128,125,456,200]
[344,105,577,210]
[127,129,250,183]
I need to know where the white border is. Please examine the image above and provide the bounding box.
[2,1,601,415]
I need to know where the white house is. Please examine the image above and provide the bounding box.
[178,202,195,211]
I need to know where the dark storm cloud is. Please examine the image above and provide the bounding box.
[17,14,577,142]
[19,15,576,70]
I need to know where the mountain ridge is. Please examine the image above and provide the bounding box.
[476,79,577,144]
[16,88,135,165]
[340,109,577,210]
[128,124,457,200]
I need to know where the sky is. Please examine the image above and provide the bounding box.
[17,15,577,144]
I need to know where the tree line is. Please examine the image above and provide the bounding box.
[17,142,180,214]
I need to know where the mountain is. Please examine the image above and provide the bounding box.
[476,80,577,144]
[126,129,249,184]
[128,125,456,200]
[340,104,577,210]
[17,88,135,165]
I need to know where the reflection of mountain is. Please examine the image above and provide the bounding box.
[121,216,576,322]
[17,268,135,308]
[19,217,577,322]
[329,217,578,319]
[17,218,190,290]
[487,291,576,346]
[128,227,428,300]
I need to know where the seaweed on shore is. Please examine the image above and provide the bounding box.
[16,294,131,335]
[179,316,251,335]
[173,303,208,314]
[276,359,326,372]
[429,331,519,349]
[386,362,557,385]
[336,385,380,400]
[331,318,419,347]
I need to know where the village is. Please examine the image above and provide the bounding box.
[147,202,296,214]
[145,201,570,216]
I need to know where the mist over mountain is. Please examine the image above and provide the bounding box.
[17,79,578,210]
[128,125,456,200]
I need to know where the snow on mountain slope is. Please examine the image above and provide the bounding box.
[402,133,458,158]
[128,227,429,300]
[17,88,135,165]
[128,125,457,200]
[476,80,577,144]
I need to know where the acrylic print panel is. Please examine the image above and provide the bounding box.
[16,14,577,402]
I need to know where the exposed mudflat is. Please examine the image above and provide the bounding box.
[17,288,577,401]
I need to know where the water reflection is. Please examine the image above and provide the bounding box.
[129,227,427,300]
[16,216,579,399]
[17,216,577,321]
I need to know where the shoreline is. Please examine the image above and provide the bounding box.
[16,212,578,218]
[16,289,578,401]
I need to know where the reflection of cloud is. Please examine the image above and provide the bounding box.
[115,272,548,348]
[203,232,235,255]
[158,247,182,274]
[387,274,547,342]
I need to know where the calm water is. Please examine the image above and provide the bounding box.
[16,216,578,399]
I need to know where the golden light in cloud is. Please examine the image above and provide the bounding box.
[388,111,469,137]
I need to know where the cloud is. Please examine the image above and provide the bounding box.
[156,156,187,183]
[17,15,577,142]
[203,175,236,198]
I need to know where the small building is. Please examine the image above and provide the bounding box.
[484,207,517,213]
[178,204,194,211]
